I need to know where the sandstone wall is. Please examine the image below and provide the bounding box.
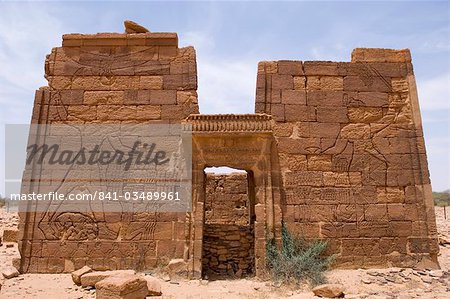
[20,32,439,275]
[255,48,439,268]
[19,32,199,273]
[205,173,250,225]
[202,173,254,277]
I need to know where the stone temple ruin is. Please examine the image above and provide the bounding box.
[17,24,439,278]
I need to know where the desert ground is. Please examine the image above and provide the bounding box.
[0,207,448,299]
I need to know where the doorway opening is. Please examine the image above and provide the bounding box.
[201,167,256,279]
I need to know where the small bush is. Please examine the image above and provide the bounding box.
[266,223,335,286]
[433,191,450,207]
[0,195,6,208]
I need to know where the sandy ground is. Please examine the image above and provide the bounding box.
[0,206,449,299]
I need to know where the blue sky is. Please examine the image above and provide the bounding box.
[0,1,449,193]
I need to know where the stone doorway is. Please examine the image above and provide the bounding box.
[201,169,256,279]
[185,114,283,279]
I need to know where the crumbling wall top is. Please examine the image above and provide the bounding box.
[351,48,411,63]
[62,32,178,47]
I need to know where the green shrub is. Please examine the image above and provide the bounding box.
[0,195,6,208]
[266,223,335,286]
[433,191,450,207]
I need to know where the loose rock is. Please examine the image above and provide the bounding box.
[429,270,444,278]
[2,266,19,279]
[71,266,92,285]
[312,284,345,298]
[124,20,150,34]
[2,229,18,242]
[143,275,162,296]
[95,274,148,299]
[80,270,135,287]
[421,276,432,284]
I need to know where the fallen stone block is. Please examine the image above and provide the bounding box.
[2,266,19,279]
[166,259,188,279]
[12,258,21,271]
[2,229,18,242]
[95,274,148,299]
[80,270,135,287]
[312,284,345,298]
[72,265,93,285]
[143,275,162,296]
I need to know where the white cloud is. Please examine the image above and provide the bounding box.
[418,73,450,111]
[0,3,63,124]
[180,31,215,52]
[180,29,258,114]
[0,3,65,195]
[197,57,257,114]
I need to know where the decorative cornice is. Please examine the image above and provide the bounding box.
[184,114,273,133]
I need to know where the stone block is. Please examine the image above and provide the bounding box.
[297,122,341,138]
[388,221,412,237]
[312,284,345,298]
[257,61,277,74]
[281,90,306,105]
[379,237,407,254]
[364,204,387,221]
[138,76,163,89]
[143,275,162,296]
[346,91,389,107]
[97,105,136,121]
[273,123,293,137]
[163,74,197,90]
[84,91,124,105]
[307,155,332,171]
[284,105,316,122]
[135,105,161,120]
[2,229,18,242]
[272,74,294,90]
[377,187,405,203]
[270,104,285,121]
[284,171,323,187]
[72,265,92,285]
[80,270,136,287]
[166,258,188,279]
[278,153,307,171]
[347,107,383,123]
[343,75,392,92]
[351,48,411,63]
[293,76,306,90]
[387,204,406,221]
[307,76,343,91]
[55,90,84,105]
[277,137,321,155]
[277,61,303,75]
[304,61,339,76]
[341,238,380,256]
[307,91,345,107]
[67,105,97,121]
[137,90,177,105]
[176,90,198,105]
[316,107,348,123]
[161,105,189,120]
[2,266,19,279]
[340,123,370,139]
[369,63,409,77]
[95,274,148,299]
